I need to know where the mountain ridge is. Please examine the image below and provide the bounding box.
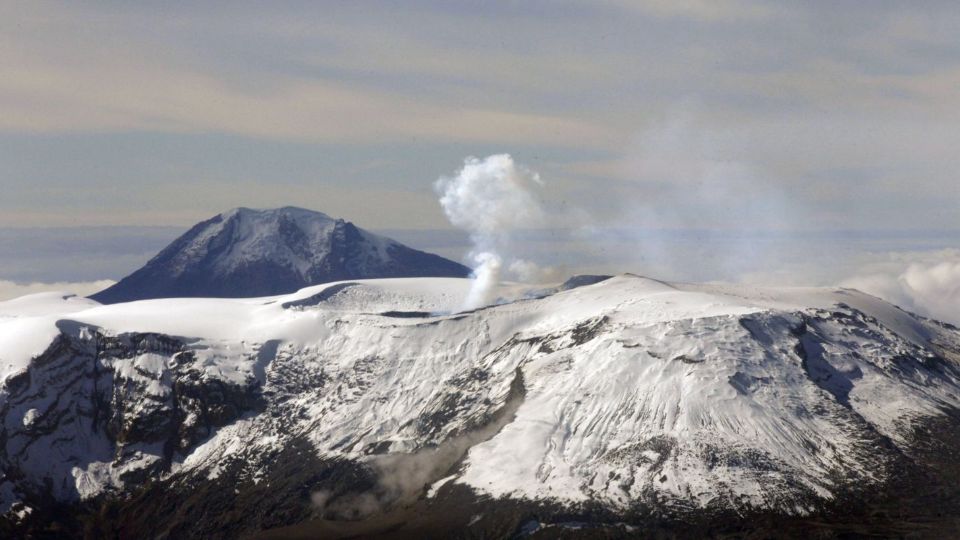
[89,206,471,303]
[3,275,960,537]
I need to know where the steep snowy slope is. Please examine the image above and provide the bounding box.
[89,207,470,303]
[2,275,960,537]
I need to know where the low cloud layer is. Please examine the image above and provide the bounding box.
[0,280,115,302]
[841,250,960,326]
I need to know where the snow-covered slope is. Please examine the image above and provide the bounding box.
[89,207,470,303]
[2,275,960,535]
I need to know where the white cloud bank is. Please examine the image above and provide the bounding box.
[842,250,960,326]
[0,280,114,302]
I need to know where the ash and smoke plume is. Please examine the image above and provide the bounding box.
[434,154,545,310]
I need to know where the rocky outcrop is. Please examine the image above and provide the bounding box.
[0,322,263,515]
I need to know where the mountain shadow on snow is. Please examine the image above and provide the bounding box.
[90,207,471,303]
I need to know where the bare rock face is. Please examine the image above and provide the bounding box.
[90,207,470,303]
[0,322,263,508]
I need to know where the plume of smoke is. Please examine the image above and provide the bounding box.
[434,154,545,310]
[570,103,803,283]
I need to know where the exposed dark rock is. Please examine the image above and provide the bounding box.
[0,324,263,527]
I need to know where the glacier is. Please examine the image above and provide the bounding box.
[2,275,960,537]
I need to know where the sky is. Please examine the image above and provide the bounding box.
[1,1,959,321]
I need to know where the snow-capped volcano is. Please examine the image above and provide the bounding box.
[3,275,960,538]
[89,207,470,303]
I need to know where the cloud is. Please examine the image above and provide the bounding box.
[0,58,615,148]
[3,1,960,234]
[841,249,960,326]
[0,2,617,149]
[600,0,774,22]
[0,280,115,302]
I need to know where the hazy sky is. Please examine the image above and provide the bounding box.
[2,0,959,231]
[2,1,960,321]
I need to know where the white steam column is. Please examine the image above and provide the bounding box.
[434,154,544,310]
